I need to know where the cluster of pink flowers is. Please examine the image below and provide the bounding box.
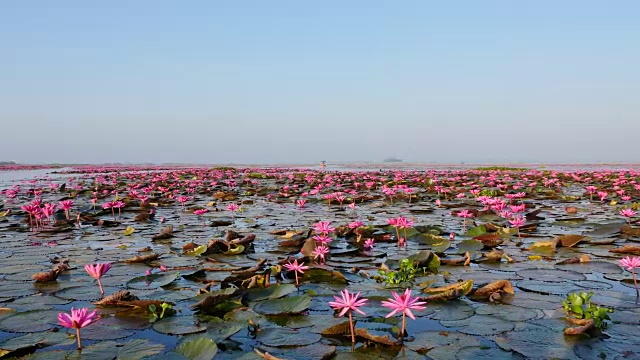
[387,216,414,247]
[329,288,426,344]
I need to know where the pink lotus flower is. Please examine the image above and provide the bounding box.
[194,208,209,225]
[296,199,307,208]
[509,216,526,238]
[313,221,335,235]
[226,203,239,212]
[328,289,368,344]
[388,216,413,247]
[619,256,640,297]
[84,263,111,296]
[58,307,98,349]
[597,191,608,202]
[283,259,309,286]
[364,238,375,250]
[176,196,190,211]
[194,208,208,216]
[59,200,74,220]
[456,209,474,219]
[381,289,427,341]
[456,209,474,233]
[620,209,637,224]
[348,221,364,229]
[312,234,333,245]
[312,244,330,264]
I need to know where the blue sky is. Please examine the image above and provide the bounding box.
[1,1,638,164]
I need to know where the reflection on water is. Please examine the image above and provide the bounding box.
[0,168,73,189]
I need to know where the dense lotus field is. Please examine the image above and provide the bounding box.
[0,165,639,359]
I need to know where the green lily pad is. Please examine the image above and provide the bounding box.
[457,239,484,253]
[80,316,135,340]
[0,332,74,358]
[55,286,119,301]
[516,268,586,282]
[415,234,451,253]
[300,268,348,284]
[0,309,59,332]
[175,336,218,360]
[554,261,623,275]
[440,314,514,335]
[516,280,581,296]
[475,304,538,322]
[152,316,207,335]
[407,330,480,354]
[8,295,71,311]
[429,301,475,321]
[74,339,164,359]
[244,284,298,302]
[253,295,312,315]
[255,343,337,359]
[205,321,244,342]
[127,271,181,289]
[257,327,321,347]
[494,322,579,359]
[464,225,487,237]
[455,346,525,359]
[407,250,441,273]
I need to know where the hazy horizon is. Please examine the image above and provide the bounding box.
[1,1,639,164]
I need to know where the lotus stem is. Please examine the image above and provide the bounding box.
[401,312,406,343]
[97,278,105,297]
[349,311,355,344]
[76,328,82,350]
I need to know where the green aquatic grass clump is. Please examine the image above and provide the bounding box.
[378,258,424,285]
[562,292,613,330]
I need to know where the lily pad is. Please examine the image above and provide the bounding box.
[254,295,312,315]
[455,346,525,359]
[175,336,218,360]
[407,330,480,353]
[0,309,59,332]
[429,301,475,321]
[152,316,207,335]
[464,225,487,237]
[0,332,74,357]
[244,284,298,302]
[457,239,484,253]
[256,327,321,347]
[475,304,538,322]
[440,314,514,335]
[494,322,580,359]
[516,268,586,282]
[415,234,451,253]
[127,271,181,289]
[300,268,348,284]
[73,339,164,359]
